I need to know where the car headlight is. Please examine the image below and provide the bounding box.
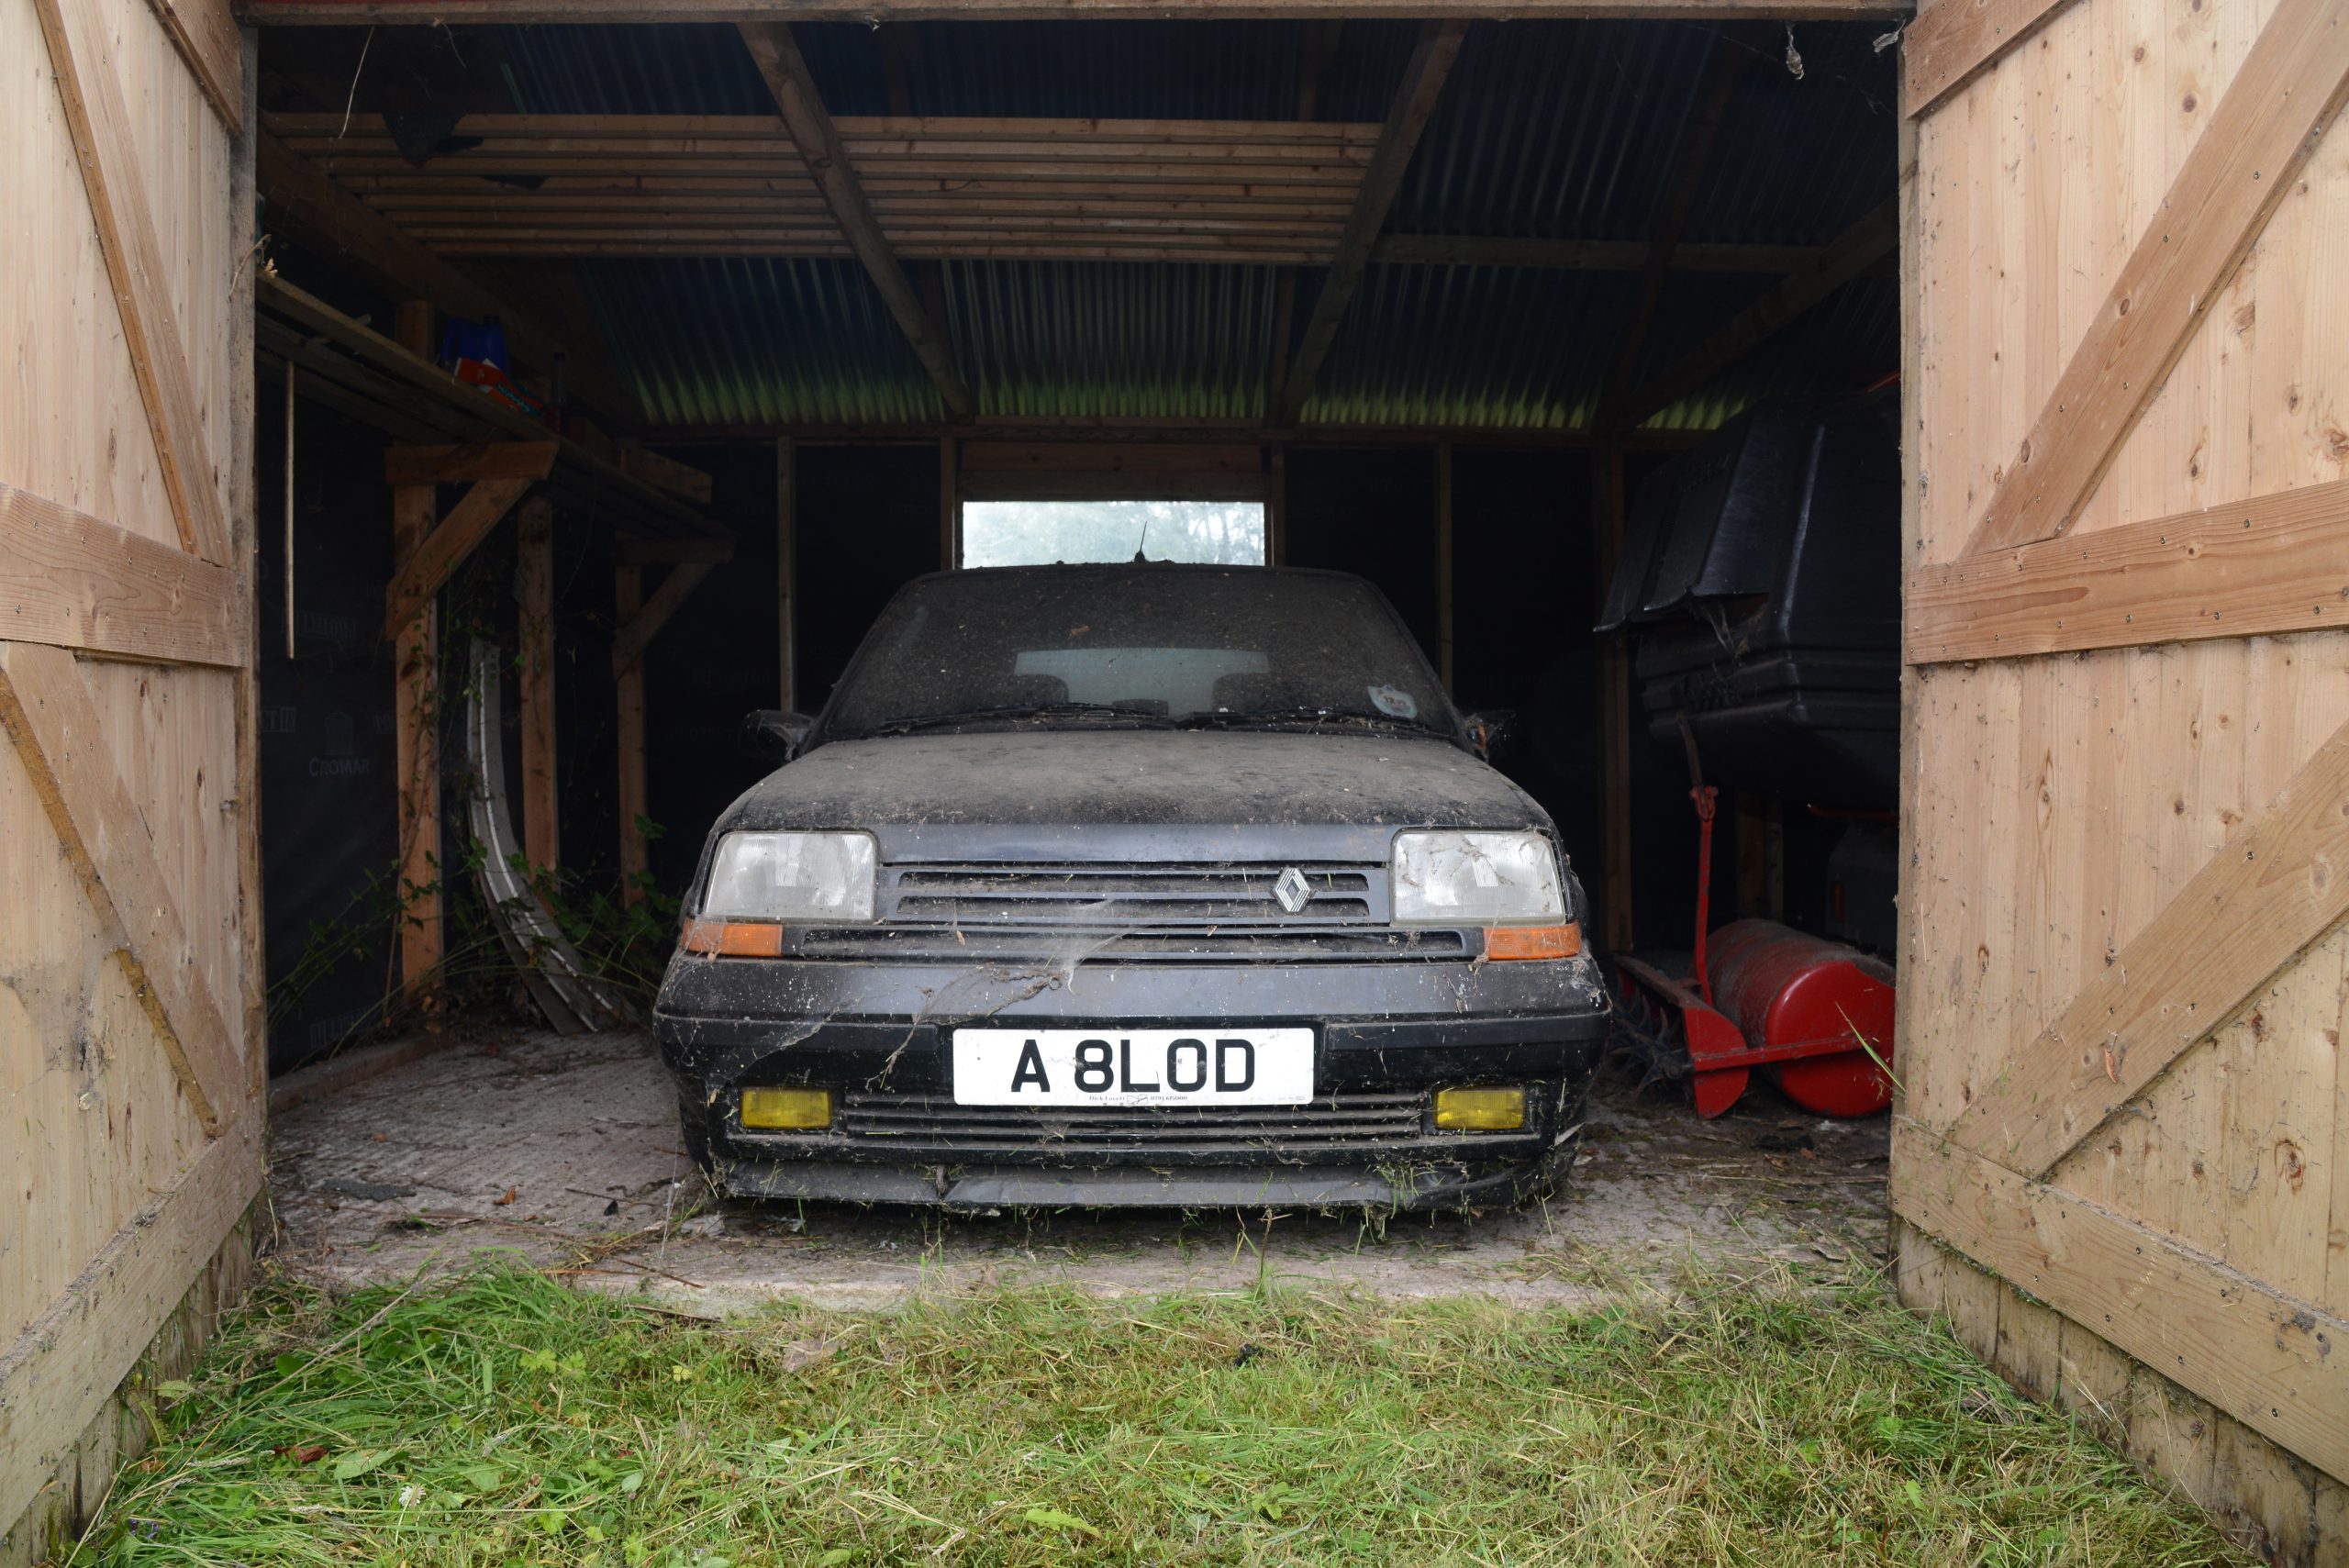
[700,830,877,923]
[1390,829,1564,927]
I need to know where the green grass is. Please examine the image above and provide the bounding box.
[81,1268,2243,1568]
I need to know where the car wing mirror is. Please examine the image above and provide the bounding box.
[739,709,816,765]
[1461,708,1520,762]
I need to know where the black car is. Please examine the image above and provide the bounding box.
[653,563,1609,1210]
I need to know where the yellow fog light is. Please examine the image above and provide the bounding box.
[740,1086,832,1130]
[1434,1086,1527,1131]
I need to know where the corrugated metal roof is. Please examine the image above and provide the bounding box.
[474,16,1898,432]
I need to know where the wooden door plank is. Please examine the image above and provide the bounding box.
[1275,19,1468,428]
[612,562,719,674]
[1946,713,2349,1179]
[382,476,541,640]
[0,642,248,1136]
[139,0,243,133]
[1909,480,2349,662]
[738,22,973,417]
[1959,0,2349,558]
[1901,0,2080,121]
[1891,1121,2349,1484]
[0,483,245,668]
[0,1112,260,1534]
[31,0,233,565]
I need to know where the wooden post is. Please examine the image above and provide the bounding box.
[1591,443,1633,953]
[1265,444,1286,566]
[614,562,648,904]
[777,438,797,709]
[388,298,441,1004]
[939,435,959,569]
[515,495,557,873]
[1435,441,1454,691]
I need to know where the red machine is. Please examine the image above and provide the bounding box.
[1610,781,1897,1119]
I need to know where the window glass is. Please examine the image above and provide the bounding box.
[961,500,1264,568]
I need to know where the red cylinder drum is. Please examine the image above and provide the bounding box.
[1702,918,1896,1118]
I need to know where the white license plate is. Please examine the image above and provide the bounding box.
[952,1028,1314,1107]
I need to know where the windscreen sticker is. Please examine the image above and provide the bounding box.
[1366,684,1419,719]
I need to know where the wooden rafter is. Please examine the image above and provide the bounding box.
[258,131,642,427]
[738,24,974,417]
[33,0,232,565]
[1625,196,1898,427]
[1945,712,2349,1180]
[1960,0,2349,558]
[1891,1122,2349,1485]
[1276,19,1469,427]
[246,0,1914,20]
[0,642,248,1137]
[1594,30,1747,434]
[1906,479,2349,663]
[384,441,563,486]
[0,483,245,670]
[382,469,551,640]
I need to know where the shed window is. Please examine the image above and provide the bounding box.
[962,501,1265,568]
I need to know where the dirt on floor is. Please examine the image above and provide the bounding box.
[266,1024,1890,1315]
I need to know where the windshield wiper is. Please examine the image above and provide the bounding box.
[1182,706,1436,733]
[873,701,1176,735]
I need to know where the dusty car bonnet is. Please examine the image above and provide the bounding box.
[717,729,1546,840]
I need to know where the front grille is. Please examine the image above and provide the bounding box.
[883,862,1382,925]
[834,1090,1429,1154]
[793,926,1465,964]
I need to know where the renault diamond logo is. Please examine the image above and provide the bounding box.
[1273,866,1312,915]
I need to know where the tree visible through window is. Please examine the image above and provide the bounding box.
[961,500,1265,568]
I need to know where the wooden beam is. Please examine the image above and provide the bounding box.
[1266,444,1287,566]
[1902,0,2079,121]
[1625,197,1898,427]
[958,471,1266,502]
[33,0,232,564]
[1891,1120,2349,1485]
[777,439,797,710]
[1960,0,2349,558]
[612,561,720,675]
[1595,31,1747,433]
[1943,713,2349,1180]
[1369,235,1820,272]
[382,475,544,641]
[0,641,250,1137]
[516,497,559,873]
[247,1,1914,21]
[139,0,242,132]
[384,441,562,486]
[1435,442,1455,691]
[0,483,245,669]
[651,416,1715,451]
[391,302,442,1005]
[1592,442,1634,951]
[615,565,649,903]
[258,132,640,427]
[1907,480,2349,663]
[0,1112,260,1536]
[738,22,974,418]
[1276,20,1469,427]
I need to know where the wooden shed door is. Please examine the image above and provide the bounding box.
[0,0,260,1533]
[1893,0,2349,1503]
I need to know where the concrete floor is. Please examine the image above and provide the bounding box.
[268,1024,1891,1314]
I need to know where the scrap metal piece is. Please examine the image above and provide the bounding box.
[464,638,629,1033]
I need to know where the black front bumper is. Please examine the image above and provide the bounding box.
[653,951,1609,1211]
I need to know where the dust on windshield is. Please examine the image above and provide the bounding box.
[820,567,1455,741]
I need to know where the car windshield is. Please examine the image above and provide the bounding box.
[820,567,1456,741]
